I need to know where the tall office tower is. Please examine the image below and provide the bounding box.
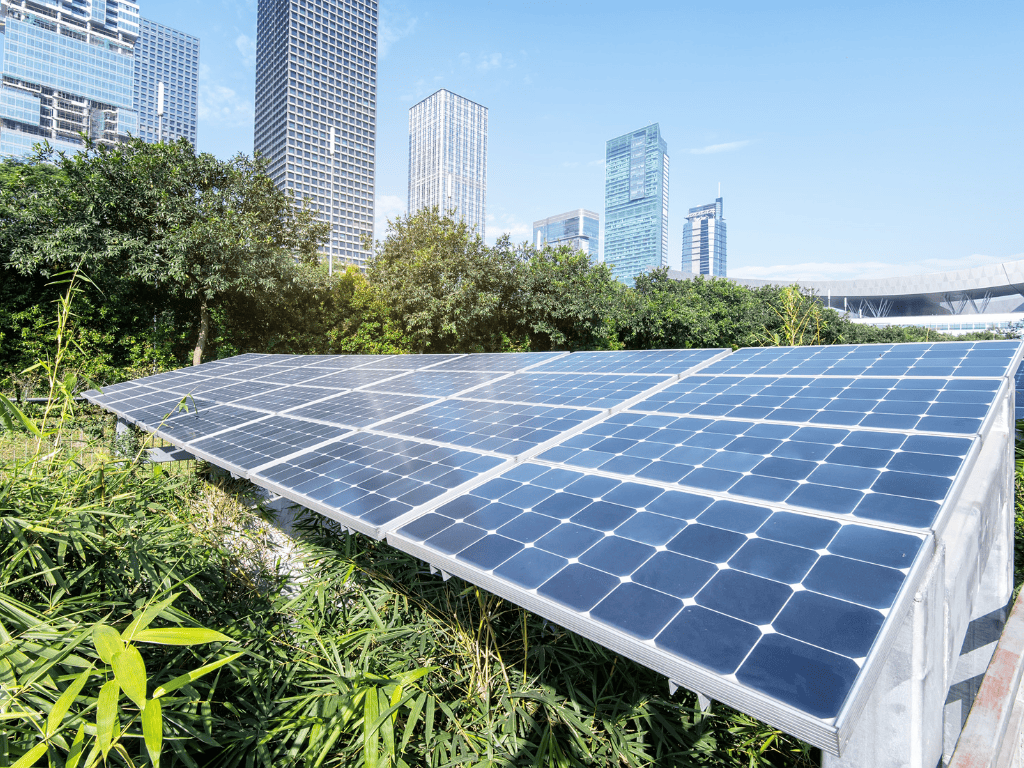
[408,89,487,238]
[681,197,727,277]
[254,0,377,269]
[603,123,669,285]
[0,0,141,158]
[533,209,599,263]
[132,18,199,146]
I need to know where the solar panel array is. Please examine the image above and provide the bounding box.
[83,340,1023,753]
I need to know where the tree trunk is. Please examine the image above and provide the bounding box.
[192,295,209,366]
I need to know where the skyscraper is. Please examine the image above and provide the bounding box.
[408,89,487,238]
[603,124,669,285]
[0,0,141,158]
[533,209,599,263]
[681,197,727,277]
[254,0,377,270]
[132,18,199,146]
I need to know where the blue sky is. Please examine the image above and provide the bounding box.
[147,0,1021,281]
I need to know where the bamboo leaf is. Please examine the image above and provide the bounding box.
[152,652,244,698]
[133,628,231,646]
[142,696,163,768]
[0,394,41,436]
[97,679,119,759]
[65,723,87,768]
[46,665,92,737]
[121,594,180,643]
[111,647,148,710]
[363,683,380,768]
[9,742,47,768]
[92,623,123,665]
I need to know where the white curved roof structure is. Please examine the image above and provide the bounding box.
[668,260,1024,317]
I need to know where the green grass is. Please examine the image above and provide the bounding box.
[0,411,822,767]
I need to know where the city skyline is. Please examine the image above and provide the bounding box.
[10,1,1023,280]
[254,0,377,269]
[408,88,486,237]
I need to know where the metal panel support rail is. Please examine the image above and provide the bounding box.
[948,586,1024,768]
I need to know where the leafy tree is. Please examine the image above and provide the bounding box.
[364,207,520,353]
[519,243,623,351]
[4,138,328,365]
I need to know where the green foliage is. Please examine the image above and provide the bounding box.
[363,208,521,353]
[3,140,328,366]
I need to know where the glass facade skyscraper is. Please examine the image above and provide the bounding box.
[408,89,486,238]
[533,209,599,262]
[603,123,669,285]
[132,18,198,146]
[0,0,141,158]
[254,0,377,269]
[681,197,727,277]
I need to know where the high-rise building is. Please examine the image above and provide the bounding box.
[132,18,199,146]
[408,89,486,238]
[603,123,669,285]
[0,0,141,158]
[254,0,377,269]
[533,209,599,262]
[681,197,727,277]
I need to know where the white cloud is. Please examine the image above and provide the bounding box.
[198,65,253,128]
[730,253,1021,283]
[690,140,751,155]
[486,211,532,246]
[379,9,417,57]
[459,51,507,72]
[235,34,256,68]
[373,194,406,241]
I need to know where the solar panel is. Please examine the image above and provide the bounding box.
[81,341,1023,755]
[701,341,1020,378]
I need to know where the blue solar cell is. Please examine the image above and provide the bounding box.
[571,501,635,531]
[398,512,455,542]
[631,551,718,598]
[615,511,687,546]
[787,483,864,515]
[456,534,524,570]
[537,563,620,611]
[590,582,683,640]
[579,536,655,576]
[667,524,747,562]
[828,525,922,570]
[698,500,771,533]
[729,538,818,583]
[536,523,604,557]
[463,503,522,530]
[737,634,859,719]
[424,522,486,556]
[696,569,793,625]
[730,475,798,503]
[656,605,761,674]
[872,472,951,501]
[773,591,884,658]
[803,555,905,609]
[758,511,840,549]
[645,491,714,520]
[677,467,740,493]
